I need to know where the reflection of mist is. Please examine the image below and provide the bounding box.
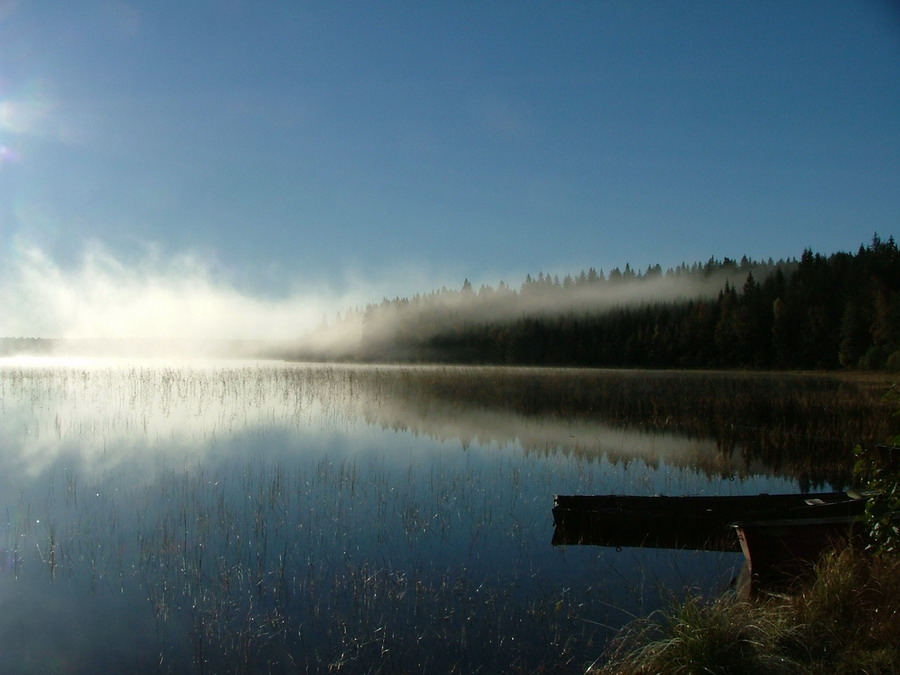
[0,360,780,671]
[0,359,316,483]
[0,360,825,492]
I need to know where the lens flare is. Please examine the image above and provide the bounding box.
[0,80,55,136]
[0,144,18,164]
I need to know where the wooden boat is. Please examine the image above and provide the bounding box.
[733,515,863,583]
[551,491,865,551]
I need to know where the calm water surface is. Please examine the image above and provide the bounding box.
[0,359,828,673]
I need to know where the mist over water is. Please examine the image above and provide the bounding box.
[0,240,344,342]
[1,239,750,359]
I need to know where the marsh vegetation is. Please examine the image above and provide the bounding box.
[594,547,900,674]
[0,360,892,672]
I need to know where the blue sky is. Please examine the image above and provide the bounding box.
[1,1,899,338]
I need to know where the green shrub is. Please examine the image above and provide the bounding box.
[853,385,900,556]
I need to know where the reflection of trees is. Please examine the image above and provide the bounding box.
[358,397,752,482]
[1,362,891,489]
[338,367,894,488]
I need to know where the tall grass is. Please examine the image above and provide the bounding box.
[593,547,900,674]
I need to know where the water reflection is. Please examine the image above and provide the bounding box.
[0,360,879,673]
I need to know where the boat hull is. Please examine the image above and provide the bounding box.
[733,515,861,583]
[552,492,865,551]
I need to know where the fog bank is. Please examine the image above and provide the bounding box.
[0,240,394,354]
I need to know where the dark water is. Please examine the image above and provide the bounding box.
[0,359,885,673]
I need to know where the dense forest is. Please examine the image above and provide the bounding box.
[297,236,900,371]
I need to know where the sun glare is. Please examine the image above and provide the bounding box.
[0,355,139,369]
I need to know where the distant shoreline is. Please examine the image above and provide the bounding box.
[0,337,296,360]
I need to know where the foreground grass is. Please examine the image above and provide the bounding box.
[593,547,900,674]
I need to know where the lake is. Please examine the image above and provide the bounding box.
[0,359,892,673]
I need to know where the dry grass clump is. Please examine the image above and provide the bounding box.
[593,547,900,674]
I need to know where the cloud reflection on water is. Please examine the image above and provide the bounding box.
[0,358,774,490]
[0,360,794,672]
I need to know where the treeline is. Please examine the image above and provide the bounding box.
[298,236,900,370]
